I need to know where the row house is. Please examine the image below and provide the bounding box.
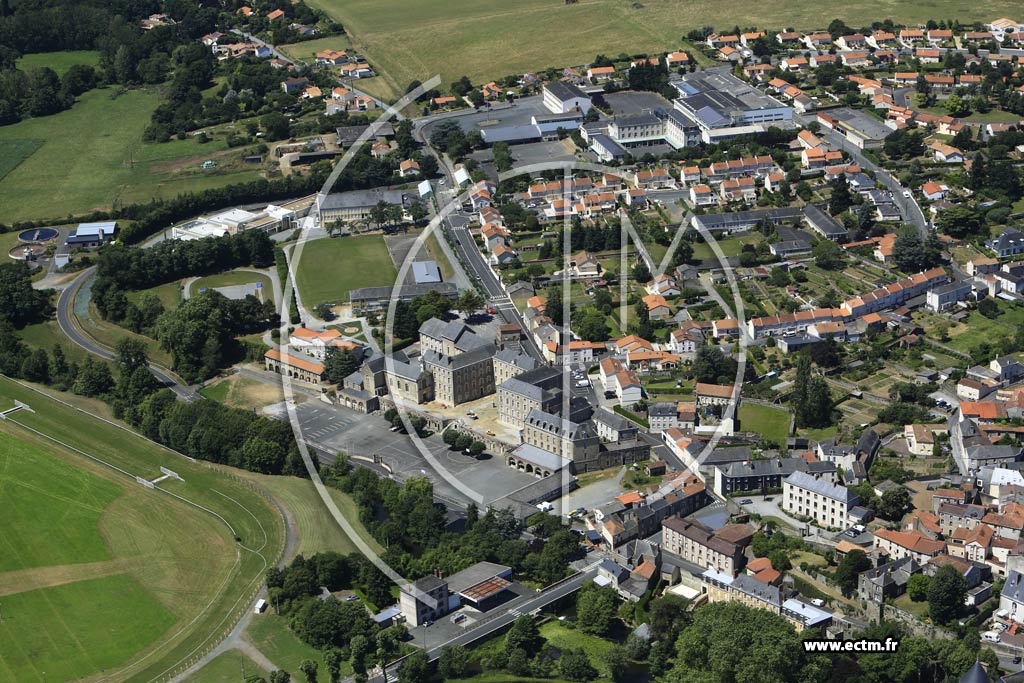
[720,177,757,203]
[840,51,870,67]
[703,155,778,181]
[873,528,945,564]
[662,516,754,575]
[810,53,838,68]
[835,33,867,50]
[689,184,717,207]
[867,30,897,48]
[634,167,674,189]
[803,32,832,49]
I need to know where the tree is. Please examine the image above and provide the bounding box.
[828,176,853,215]
[671,602,829,683]
[438,645,469,679]
[469,440,485,456]
[325,347,359,384]
[456,289,483,317]
[397,650,429,683]
[455,433,473,452]
[443,429,461,449]
[559,649,597,683]
[928,564,967,625]
[812,240,842,270]
[573,307,610,342]
[876,487,913,521]
[577,583,618,636]
[936,205,983,238]
[631,261,652,283]
[269,672,291,683]
[978,298,999,319]
[299,660,318,683]
[907,573,930,602]
[835,549,871,596]
[261,112,290,141]
[505,614,542,653]
[693,345,737,385]
[893,230,941,272]
[20,347,50,383]
[0,262,51,327]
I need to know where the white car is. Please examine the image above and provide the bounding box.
[902,190,912,198]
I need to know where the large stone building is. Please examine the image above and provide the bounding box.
[661,516,753,575]
[264,349,324,385]
[701,569,832,632]
[493,348,538,385]
[422,347,494,407]
[496,366,563,428]
[782,470,860,529]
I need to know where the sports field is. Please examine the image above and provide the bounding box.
[0,88,261,223]
[292,235,398,308]
[304,0,1021,101]
[0,376,286,683]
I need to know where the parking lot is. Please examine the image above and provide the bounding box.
[289,401,542,507]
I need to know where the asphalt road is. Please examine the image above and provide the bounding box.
[56,269,199,401]
[796,112,929,238]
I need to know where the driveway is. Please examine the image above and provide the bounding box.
[737,494,807,531]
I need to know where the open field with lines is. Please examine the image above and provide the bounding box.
[0,376,286,683]
[292,235,398,308]
[304,0,1022,102]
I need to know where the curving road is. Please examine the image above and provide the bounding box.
[56,268,199,401]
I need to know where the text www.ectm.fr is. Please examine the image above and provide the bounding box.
[803,638,900,653]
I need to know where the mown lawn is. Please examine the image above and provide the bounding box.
[293,235,397,307]
[737,403,791,445]
[190,270,273,302]
[0,575,177,683]
[246,613,351,682]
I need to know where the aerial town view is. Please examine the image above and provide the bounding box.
[18,2,1024,683]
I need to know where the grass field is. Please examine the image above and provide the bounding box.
[246,613,349,682]
[16,50,101,76]
[0,139,42,182]
[128,280,184,310]
[191,271,274,302]
[0,88,262,223]
[0,376,286,683]
[278,36,353,63]
[18,319,98,366]
[303,0,1020,102]
[293,235,398,307]
[538,621,618,678]
[0,574,177,683]
[200,371,289,412]
[83,301,176,368]
[0,434,121,572]
[184,649,268,683]
[737,403,791,444]
[235,471,385,558]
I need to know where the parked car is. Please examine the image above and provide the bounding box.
[739,499,753,505]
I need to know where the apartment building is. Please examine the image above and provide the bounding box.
[661,516,753,575]
[782,470,859,529]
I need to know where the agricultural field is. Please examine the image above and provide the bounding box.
[292,235,398,308]
[0,376,286,683]
[302,0,1016,102]
[0,88,262,223]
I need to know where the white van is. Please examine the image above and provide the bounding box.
[254,598,267,614]
[983,631,1001,643]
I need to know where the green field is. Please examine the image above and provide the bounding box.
[0,139,42,182]
[17,319,98,366]
[0,575,177,683]
[191,270,273,302]
[0,88,262,223]
[246,613,350,682]
[0,434,121,572]
[184,649,268,683]
[278,36,353,63]
[303,0,1020,101]
[293,235,398,307]
[0,376,286,683]
[128,280,185,310]
[16,50,101,76]
[738,403,791,445]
